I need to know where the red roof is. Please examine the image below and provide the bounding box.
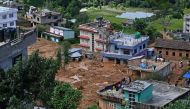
[79,43,90,48]
[78,35,90,39]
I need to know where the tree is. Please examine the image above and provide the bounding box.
[62,41,71,70]
[0,51,60,108]
[133,19,147,34]
[86,104,99,109]
[51,82,82,109]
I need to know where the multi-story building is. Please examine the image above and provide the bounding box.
[78,19,112,52]
[183,14,190,33]
[98,79,190,109]
[0,27,37,71]
[154,39,190,60]
[26,6,62,27]
[0,6,17,28]
[42,26,75,42]
[102,32,149,64]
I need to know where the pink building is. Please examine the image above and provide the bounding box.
[78,20,112,52]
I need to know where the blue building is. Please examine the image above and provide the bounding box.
[102,32,149,64]
[42,26,75,42]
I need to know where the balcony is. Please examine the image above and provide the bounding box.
[79,43,90,48]
[95,39,106,43]
[78,35,90,39]
[95,47,103,51]
[102,52,133,60]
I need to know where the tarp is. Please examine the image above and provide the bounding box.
[183,71,190,79]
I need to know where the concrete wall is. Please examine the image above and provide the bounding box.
[99,99,125,109]
[0,30,36,70]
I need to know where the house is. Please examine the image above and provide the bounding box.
[154,39,190,60]
[69,48,82,61]
[26,6,62,27]
[0,27,36,71]
[122,19,133,27]
[0,6,17,28]
[128,58,171,79]
[42,26,75,42]
[2,1,24,11]
[183,14,190,33]
[102,32,149,65]
[78,18,112,52]
[98,79,190,109]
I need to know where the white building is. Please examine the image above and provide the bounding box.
[0,6,17,28]
[183,14,190,33]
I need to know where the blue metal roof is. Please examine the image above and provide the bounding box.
[183,71,190,79]
[69,48,82,54]
[70,52,82,58]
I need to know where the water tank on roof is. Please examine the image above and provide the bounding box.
[135,32,141,39]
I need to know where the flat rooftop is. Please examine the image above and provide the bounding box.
[128,59,171,73]
[145,80,190,107]
[110,33,149,47]
[98,79,189,107]
[79,20,110,32]
[0,6,18,13]
[124,80,151,93]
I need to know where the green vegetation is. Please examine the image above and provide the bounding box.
[86,103,99,109]
[51,82,82,109]
[0,51,81,109]
[163,97,190,109]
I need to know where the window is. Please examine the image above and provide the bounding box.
[186,53,189,57]
[2,15,7,19]
[48,16,51,19]
[54,16,58,19]
[9,13,13,18]
[179,53,182,57]
[166,51,168,55]
[159,51,162,54]
[134,49,137,54]
[37,17,40,21]
[143,44,146,49]
[115,45,119,50]
[10,22,14,26]
[172,52,175,56]
[3,24,7,27]
[123,49,130,55]
[139,46,142,50]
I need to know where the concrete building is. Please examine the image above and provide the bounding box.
[102,32,149,64]
[154,39,190,60]
[0,6,17,28]
[42,26,74,42]
[127,58,171,79]
[78,19,112,52]
[0,27,36,71]
[98,79,190,109]
[183,14,190,33]
[26,6,62,27]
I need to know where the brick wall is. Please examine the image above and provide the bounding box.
[155,48,190,61]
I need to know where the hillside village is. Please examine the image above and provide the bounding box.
[1,0,190,109]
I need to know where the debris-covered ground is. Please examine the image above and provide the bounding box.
[28,38,188,109]
[28,38,60,58]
